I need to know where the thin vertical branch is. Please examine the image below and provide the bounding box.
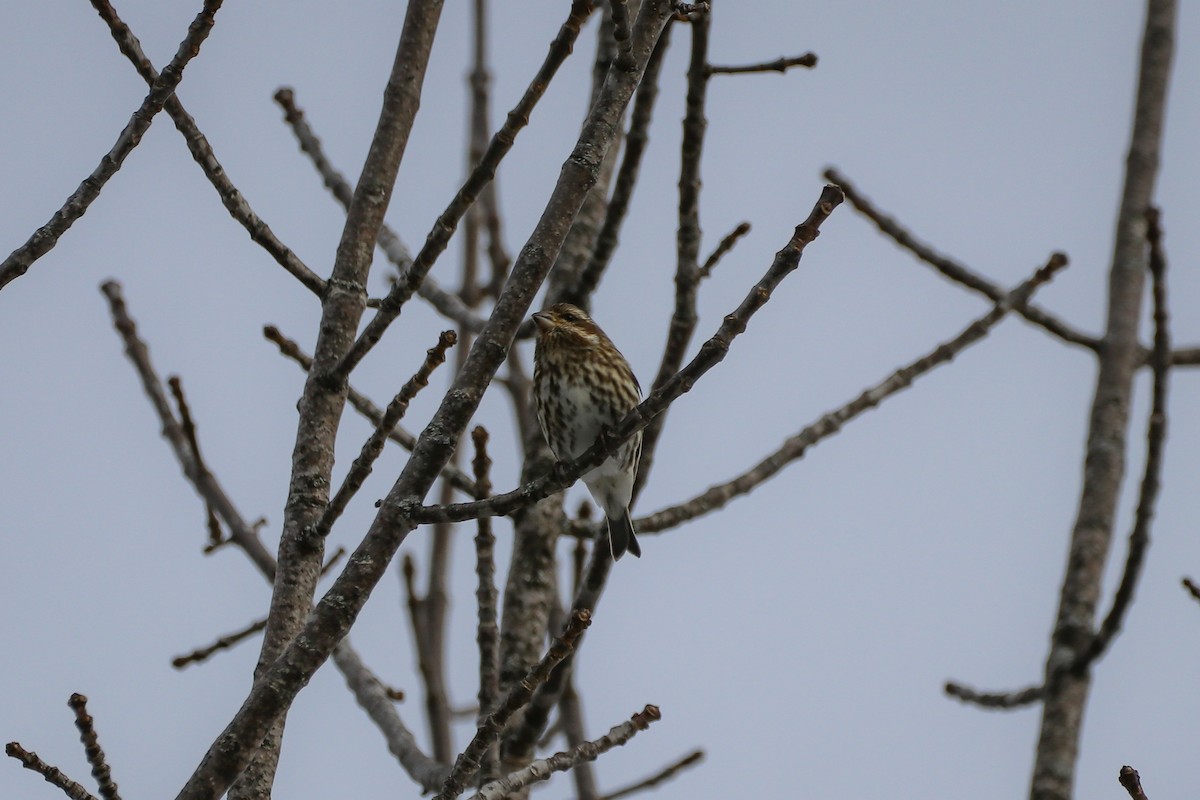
[68,695,121,800]
[1070,207,1170,673]
[0,0,225,291]
[1029,2,1175,799]
[634,6,710,499]
[471,426,502,784]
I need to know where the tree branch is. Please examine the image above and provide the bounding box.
[634,5,710,499]
[599,748,704,800]
[88,0,326,298]
[67,695,121,800]
[470,706,662,800]
[5,742,99,800]
[824,167,1099,354]
[0,0,224,291]
[262,325,478,497]
[707,52,816,76]
[637,252,1068,534]
[1030,2,1175,797]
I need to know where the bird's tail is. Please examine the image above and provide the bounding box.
[607,510,641,560]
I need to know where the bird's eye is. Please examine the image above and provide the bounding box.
[562,312,579,323]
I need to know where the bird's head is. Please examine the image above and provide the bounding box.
[531,303,605,348]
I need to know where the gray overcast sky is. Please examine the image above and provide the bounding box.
[3,2,1198,799]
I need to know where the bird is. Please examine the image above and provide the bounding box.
[532,303,643,559]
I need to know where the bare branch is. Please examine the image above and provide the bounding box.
[943,681,1043,710]
[89,0,325,298]
[434,611,592,800]
[470,706,662,800]
[471,427,502,784]
[273,87,483,323]
[1030,1,1175,796]
[262,325,478,497]
[634,7,710,499]
[416,184,845,527]
[1069,207,1170,673]
[172,617,269,670]
[6,742,99,800]
[67,695,121,800]
[599,748,704,800]
[824,167,1099,354]
[1182,577,1200,603]
[698,221,751,279]
[1119,766,1150,800]
[317,330,457,541]
[637,252,1068,534]
[337,0,597,378]
[0,0,224,291]
[707,52,817,76]
[101,281,276,577]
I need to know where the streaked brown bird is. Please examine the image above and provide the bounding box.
[532,303,643,559]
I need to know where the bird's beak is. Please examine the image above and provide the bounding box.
[532,311,553,333]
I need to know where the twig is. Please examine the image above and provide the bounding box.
[172,617,269,669]
[469,706,662,800]
[263,325,477,497]
[1119,766,1149,800]
[273,87,481,323]
[471,427,501,784]
[316,331,457,541]
[402,554,454,763]
[5,742,99,800]
[0,0,224,291]
[1069,206,1171,673]
[433,611,592,800]
[67,695,121,800]
[943,681,1043,709]
[337,0,596,378]
[698,221,751,278]
[415,185,845,527]
[1182,577,1200,602]
[707,52,817,75]
[569,21,673,308]
[166,375,224,548]
[637,252,1068,534]
[824,167,1099,354]
[89,0,325,298]
[101,282,276,577]
[599,748,704,800]
[634,7,710,499]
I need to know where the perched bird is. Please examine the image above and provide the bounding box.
[532,303,643,559]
